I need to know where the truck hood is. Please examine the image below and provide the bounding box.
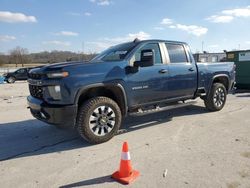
[29,61,92,73]
[29,60,127,79]
[43,61,88,69]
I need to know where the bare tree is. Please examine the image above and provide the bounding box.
[0,48,96,66]
[9,46,30,67]
[0,53,5,66]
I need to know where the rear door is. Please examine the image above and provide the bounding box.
[165,43,197,99]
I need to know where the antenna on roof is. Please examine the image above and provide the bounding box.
[133,38,140,43]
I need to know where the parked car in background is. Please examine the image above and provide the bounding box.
[3,66,43,83]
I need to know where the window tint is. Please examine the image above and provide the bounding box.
[166,43,188,63]
[91,42,137,62]
[101,51,128,61]
[16,69,26,73]
[134,43,162,64]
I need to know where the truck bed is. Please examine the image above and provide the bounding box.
[197,62,235,93]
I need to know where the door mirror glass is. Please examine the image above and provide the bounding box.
[134,49,154,67]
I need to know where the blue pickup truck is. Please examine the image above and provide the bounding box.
[27,39,235,144]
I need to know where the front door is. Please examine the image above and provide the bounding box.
[15,68,27,80]
[126,43,169,107]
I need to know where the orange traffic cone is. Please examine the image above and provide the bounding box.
[112,141,140,184]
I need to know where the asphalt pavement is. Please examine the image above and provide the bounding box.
[0,82,249,188]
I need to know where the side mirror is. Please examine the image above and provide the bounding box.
[134,49,154,67]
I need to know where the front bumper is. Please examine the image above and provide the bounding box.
[27,96,77,127]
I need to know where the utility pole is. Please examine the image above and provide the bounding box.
[202,41,204,53]
[82,41,85,61]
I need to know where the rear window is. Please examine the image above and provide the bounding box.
[165,43,188,63]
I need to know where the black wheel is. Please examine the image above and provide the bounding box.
[7,77,15,83]
[76,97,122,144]
[204,83,227,111]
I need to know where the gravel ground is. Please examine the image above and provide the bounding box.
[0,82,250,188]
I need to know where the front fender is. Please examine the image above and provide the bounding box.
[74,82,128,116]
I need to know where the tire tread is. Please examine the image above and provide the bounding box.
[76,97,122,144]
[204,83,227,111]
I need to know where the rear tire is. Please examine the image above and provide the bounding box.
[76,97,122,144]
[204,83,227,111]
[7,77,15,83]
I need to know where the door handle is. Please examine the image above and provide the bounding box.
[188,68,195,72]
[159,69,168,74]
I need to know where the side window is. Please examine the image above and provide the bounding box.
[166,43,188,63]
[16,69,26,73]
[134,43,162,64]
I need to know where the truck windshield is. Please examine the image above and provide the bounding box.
[90,42,137,63]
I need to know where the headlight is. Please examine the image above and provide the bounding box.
[47,71,69,78]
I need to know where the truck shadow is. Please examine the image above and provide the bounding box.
[236,94,250,98]
[0,120,85,161]
[120,105,207,133]
[0,105,207,161]
[233,89,250,97]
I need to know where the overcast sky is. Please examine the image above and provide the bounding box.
[0,0,250,54]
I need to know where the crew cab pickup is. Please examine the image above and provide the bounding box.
[27,39,236,144]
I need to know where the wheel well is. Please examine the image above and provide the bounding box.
[77,86,127,115]
[213,76,229,91]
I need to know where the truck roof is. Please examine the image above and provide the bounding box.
[134,39,188,45]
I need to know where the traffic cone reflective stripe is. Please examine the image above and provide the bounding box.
[121,151,131,160]
[112,142,140,184]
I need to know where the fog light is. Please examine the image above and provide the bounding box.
[55,85,60,93]
[48,85,62,100]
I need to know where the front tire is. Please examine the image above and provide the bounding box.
[76,97,122,144]
[7,77,15,83]
[204,83,227,111]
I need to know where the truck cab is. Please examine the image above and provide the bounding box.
[125,41,198,106]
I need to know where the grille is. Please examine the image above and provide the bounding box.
[29,85,43,99]
[28,73,42,79]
